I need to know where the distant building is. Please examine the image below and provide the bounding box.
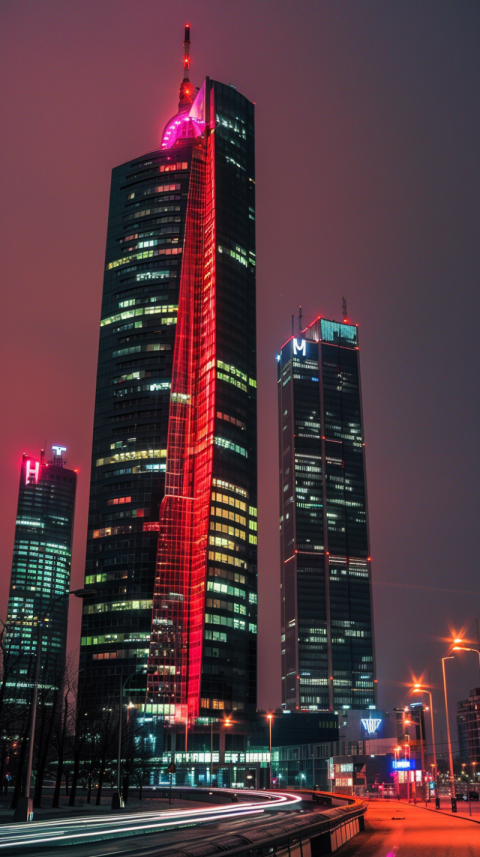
[264,708,429,795]
[263,708,395,791]
[278,317,376,711]
[5,448,77,699]
[457,688,480,765]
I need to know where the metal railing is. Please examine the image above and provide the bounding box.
[154,789,367,857]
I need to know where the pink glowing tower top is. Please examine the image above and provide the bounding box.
[161,25,208,149]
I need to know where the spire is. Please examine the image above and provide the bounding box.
[179,24,194,108]
[183,24,191,81]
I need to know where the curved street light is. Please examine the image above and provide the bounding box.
[452,645,480,674]
[412,684,437,782]
[112,668,148,810]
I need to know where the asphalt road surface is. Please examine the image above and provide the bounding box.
[2,805,309,857]
[337,798,479,856]
[0,790,303,854]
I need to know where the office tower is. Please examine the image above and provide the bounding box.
[457,689,480,765]
[79,28,257,721]
[278,317,376,712]
[6,447,77,699]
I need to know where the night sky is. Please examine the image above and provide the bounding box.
[1,1,479,755]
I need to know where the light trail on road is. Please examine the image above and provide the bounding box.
[0,790,303,852]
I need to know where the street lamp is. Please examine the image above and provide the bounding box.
[267,714,273,789]
[18,588,96,822]
[112,668,147,810]
[412,685,437,782]
[452,645,480,676]
[210,718,215,786]
[451,645,480,786]
[441,655,455,796]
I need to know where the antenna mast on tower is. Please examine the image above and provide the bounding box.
[342,297,347,321]
[179,24,194,107]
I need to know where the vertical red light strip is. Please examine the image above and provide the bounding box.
[187,109,216,718]
[147,84,215,723]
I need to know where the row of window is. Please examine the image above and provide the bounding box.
[211,506,246,527]
[212,478,248,498]
[96,449,166,467]
[217,411,246,430]
[215,437,247,457]
[84,600,152,614]
[208,550,247,568]
[211,492,247,512]
[207,580,245,599]
[206,598,247,615]
[101,304,178,327]
[127,182,182,200]
[107,246,182,271]
[124,202,181,222]
[92,649,148,660]
[80,631,150,646]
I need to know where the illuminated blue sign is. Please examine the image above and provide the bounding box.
[52,445,67,456]
[361,718,382,734]
[392,759,416,771]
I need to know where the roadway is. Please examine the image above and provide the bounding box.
[336,797,480,856]
[0,790,303,854]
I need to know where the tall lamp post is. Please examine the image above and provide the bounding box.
[451,644,480,785]
[412,685,437,783]
[17,588,96,822]
[267,714,273,789]
[112,668,147,810]
[210,718,215,786]
[442,655,455,796]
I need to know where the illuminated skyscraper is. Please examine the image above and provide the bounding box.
[79,28,257,721]
[278,318,376,712]
[6,447,77,698]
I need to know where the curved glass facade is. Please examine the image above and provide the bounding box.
[79,79,256,721]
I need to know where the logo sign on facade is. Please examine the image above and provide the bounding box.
[25,460,40,485]
[293,339,306,356]
[361,718,382,734]
[392,759,416,771]
[52,445,67,457]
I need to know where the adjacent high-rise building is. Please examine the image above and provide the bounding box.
[6,447,77,700]
[79,28,257,722]
[457,688,480,765]
[278,317,376,712]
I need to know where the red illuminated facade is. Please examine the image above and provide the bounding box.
[147,95,217,720]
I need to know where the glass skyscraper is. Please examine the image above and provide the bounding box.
[278,318,376,712]
[6,448,77,701]
[79,28,257,722]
